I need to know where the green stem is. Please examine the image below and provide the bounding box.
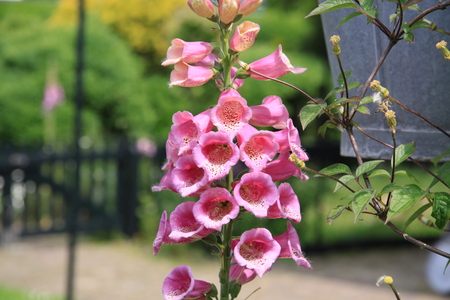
[220,221,233,300]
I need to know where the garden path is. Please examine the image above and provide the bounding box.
[0,235,448,300]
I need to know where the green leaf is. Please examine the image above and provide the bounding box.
[327,205,349,225]
[305,0,358,18]
[347,81,363,90]
[394,170,418,182]
[299,104,323,130]
[317,163,352,176]
[336,11,362,29]
[404,32,415,43]
[377,183,404,197]
[428,161,450,189]
[325,87,344,100]
[404,203,432,230]
[337,70,353,86]
[355,160,384,178]
[403,0,423,9]
[352,189,376,222]
[360,96,373,105]
[393,142,416,167]
[389,13,398,23]
[431,192,450,229]
[356,105,370,115]
[359,0,374,10]
[431,146,450,166]
[318,121,339,137]
[386,184,426,222]
[334,174,356,193]
[368,169,391,179]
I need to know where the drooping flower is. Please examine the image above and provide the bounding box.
[248,45,307,80]
[162,39,214,66]
[267,182,301,223]
[169,62,215,88]
[168,202,214,241]
[249,95,289,129]
[238,0,263,16]
[274,118,309,161]
[238,125,279,172]
[262,152,309,182]
[218,0,240,24]
[162,265,212,300]
[274,222,311,269]
[229,260,257,285]
[195,54,219,68]
[210,89,252,137]
[233,172,278,217]
[193,187,239,230]
[193,131,240,181]
[172,155,210,197]
[152,164,177,194]
[187,0,216,19]
[230,21,260,53]
[233,228,281,277]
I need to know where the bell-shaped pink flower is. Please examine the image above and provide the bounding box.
[230,21,260,53]
[187,0,216,19]
[238,0,263,16]
[172,155,210,197]
[193,187,239,230]
[248,45,307,80]
[262,152,309,182]
[152,165,177,194]
[267,182,301,223]
[249,95,289,129]
[233,172,278,217]
[274,222,311,269]
[195,54,219,68]
[193,131,240,181]
[169,202,214,241]
[162,265,212,300]
[169,62,214,88]
[274,118,309,161]
[233,228,281,277]
[218,0,240,24]
[229,260,257,285]
[210,89,252,137]
[238,126,279,172]
[162,39,214,66]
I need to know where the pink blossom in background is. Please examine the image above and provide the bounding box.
[42,82,65,112]
[136,137,157,158]
[248,45,307,80]
[274,222,311,269]
[249,95,289,129]
[233,228,281,277]
[162,39,214,66]
[169,62,214,87]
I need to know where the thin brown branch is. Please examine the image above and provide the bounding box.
[303,166,356,193]
[408,0,450,29]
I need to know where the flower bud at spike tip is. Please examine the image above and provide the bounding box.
[376,275,393,287]
[370,80,389,98]
[187,0,216,19]
[436,40,450,61]
[329,35,341,55]
[218,0,240,25]
[238,0,263,17]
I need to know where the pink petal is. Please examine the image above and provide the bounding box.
[162,39,213,66]
[274,119,309,161]
[169,62,214,88]
[249,95,289,129]
[262,152,309,182]
[229,263,257,285]
[274,222,311,269]
[230,21,260,53]
[169,202,213,240]
[172,155,210,197]
[267,183,301,223]
[239,130,279,172]
[162,265,195,300]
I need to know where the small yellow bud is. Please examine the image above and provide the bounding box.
[370,80,380,90]
[370,80,389,98]
[436,40,450,61]
[329,35,341,55]
[436,40,447,49]
[384,276,393,285]
[289,153,305,169]
[329,35,341,44]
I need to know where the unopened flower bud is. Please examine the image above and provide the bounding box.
[187,0,217,19]
[230,21,260,52]
[385,110,397,131]
[238,0,263,17]
[436,40,450,61]
[370,80,389,98]
[219,0,240,25]
[289,153,305,169]
[376,275,394,287]
[329,35,341,55]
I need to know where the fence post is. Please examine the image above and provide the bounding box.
[1,172,13,244]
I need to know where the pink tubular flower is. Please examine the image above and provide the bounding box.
[152,164,177,194]
[233,172,278,217]
[274,222,311,269]
[169,62,214,88]
[187,0,216,19]
[193,131,240,181]
[172,155,209,197]
[249,95,289,129]
[230,21,260,53]
[238,0,263,16]
[274,118,309,161]
[195,54,219,68]
[193,187,239,230]
[168,202,214,241]
[262,152,309,182]
[162,39,214,66]
[267,182,301,223]
[238,128,279,172]
[233,228,281,277]
[211,89,252,137]
[229,261,257,285]
[162,265,212,300]
[42,82,65,112]
[218,0,240,24]
[248,45,307,80]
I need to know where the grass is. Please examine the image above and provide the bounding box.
[0,285,63,300]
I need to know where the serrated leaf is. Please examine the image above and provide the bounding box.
[356,105,370,115]
[368,169,391,179]
[352,189,376,222]
[360,96,373,105]
[337,70,353,86]
[355,160,384,178]
[386,184,426,222]
[428,161,450,189]
[377,183,404,197]
[404,203,432,230]
[431,146,450,166]
[305,0,358,18]
[336,11,362,29]
[431,192,450,229]
[317,163,352,176]
[299,104,323,130]
[334,174,356,193]
[404,32,415,43]
[394,170,418,182]
[327,205,349,225]
[393,142,416,167]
